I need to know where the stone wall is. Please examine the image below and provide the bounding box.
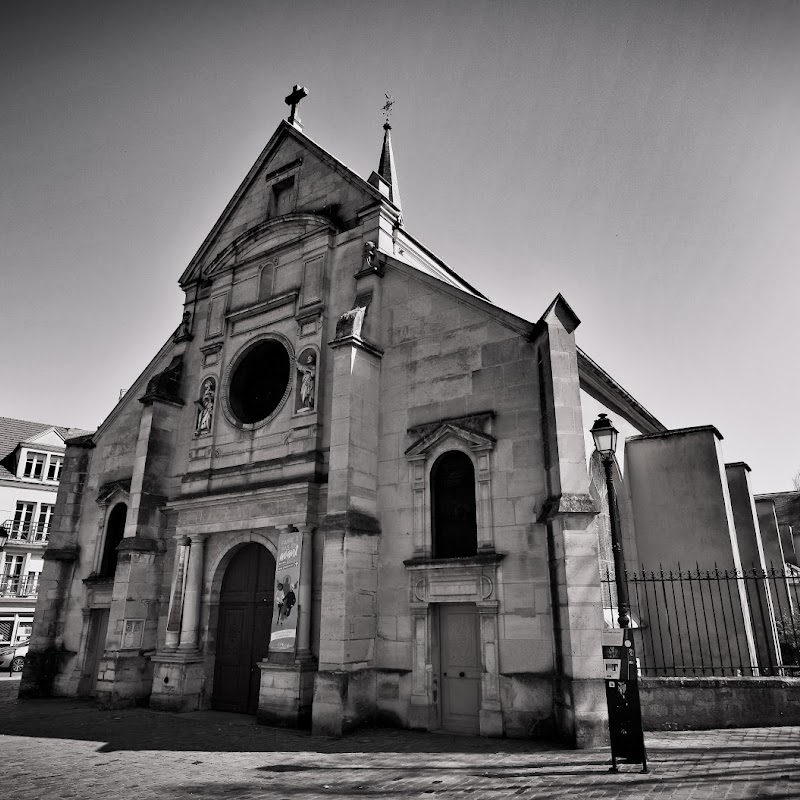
[640,676,800,730]
[375,264,555,734]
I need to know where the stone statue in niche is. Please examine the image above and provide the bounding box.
[174,309,193,342]
[363,241,376,270]
[297,353,316,412]
[195,378,215,435]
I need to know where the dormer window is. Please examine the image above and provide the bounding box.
[21,450,63,482]
[47,456,63,482]
[23,452,45,480]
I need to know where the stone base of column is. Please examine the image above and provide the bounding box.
[94,651,155,708]
[553,677,609,749]
[18,648,71,699]
[479,705,504,738]
[407,696,438,731]
[257,660,317,729]
[149,651,205,712]
[311,669,377,737]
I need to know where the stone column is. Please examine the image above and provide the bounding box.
[474,446,495,552]
[178,534,205,652]
[407,602,437,730]
[164,536,191,651]
[296,525,315,662]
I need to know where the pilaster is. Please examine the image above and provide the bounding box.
[19,435,93,699]
[311,302,384,736]
[535,295,607,748]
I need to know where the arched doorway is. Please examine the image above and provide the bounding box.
[212,543,275,714]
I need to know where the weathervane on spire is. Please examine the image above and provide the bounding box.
[381,92,394,128]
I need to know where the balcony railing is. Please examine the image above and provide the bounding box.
[0,576,39,598]
[1,519,49,544]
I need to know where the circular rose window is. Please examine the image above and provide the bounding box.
[228,339,291,425]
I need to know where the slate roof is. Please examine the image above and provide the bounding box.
[0,416,86,481]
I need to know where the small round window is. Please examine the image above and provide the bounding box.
[228,339,291,425]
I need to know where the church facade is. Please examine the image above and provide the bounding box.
[22,97,668,746]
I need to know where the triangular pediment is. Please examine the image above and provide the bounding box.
[406,413,496,459]
[23,427,65,448]
[180,121,384,288]
[96,479,131,506]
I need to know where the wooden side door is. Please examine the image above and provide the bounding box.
[82,608,109,697]
[440,604,481,734]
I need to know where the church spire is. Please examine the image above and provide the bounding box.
[377,94,402,214]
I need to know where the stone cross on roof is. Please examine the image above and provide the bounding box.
[285,84,309,131]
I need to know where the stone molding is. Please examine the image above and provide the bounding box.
[116,535,165,554]
[319,509,381,536]
[43,546,79,562]
[536,492,598,523]
[404,552,505,605]
[140,355,185,407]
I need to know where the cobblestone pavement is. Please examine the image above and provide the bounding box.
[0,677,798,799]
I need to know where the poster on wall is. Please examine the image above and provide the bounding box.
[268,528,303,655]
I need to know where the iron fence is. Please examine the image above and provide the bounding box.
[602,564,800,678]
[1,518,50,543]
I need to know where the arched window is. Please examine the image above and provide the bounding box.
[432,451,477,559]
[100,503,127,578]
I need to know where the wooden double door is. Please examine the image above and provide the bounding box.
[212,543,275,714]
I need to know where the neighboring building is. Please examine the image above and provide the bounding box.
[0,418,80,647]
[755,490,800,568]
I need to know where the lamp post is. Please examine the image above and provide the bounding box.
[592,413,648,773]
[590,413,630,629]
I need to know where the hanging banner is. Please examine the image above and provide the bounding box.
[602,627,647,771]
[269,529,303,655]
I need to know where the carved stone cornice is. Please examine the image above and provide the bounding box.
[536,493,598,523]
[319,509,381,536]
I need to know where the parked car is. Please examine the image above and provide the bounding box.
[0,639,29,672]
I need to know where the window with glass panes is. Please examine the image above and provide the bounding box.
[2,555,24,592]
[23,451,46,479]
[36,504,54,538]
[16,622,32,642]
[46,455,63,481]
[13,502,35,537]
[24,571,37,594]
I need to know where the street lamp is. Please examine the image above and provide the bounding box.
[0,523,9,551]
[590,413,630,629]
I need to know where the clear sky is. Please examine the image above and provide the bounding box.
[1,0,798,493]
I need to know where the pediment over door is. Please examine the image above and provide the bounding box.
[405,412,495,459]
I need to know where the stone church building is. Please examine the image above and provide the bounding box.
[23,93,675,746]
